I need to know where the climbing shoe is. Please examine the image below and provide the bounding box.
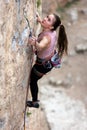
[26,101,39,108]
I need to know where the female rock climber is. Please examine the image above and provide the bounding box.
[27,13,68,108]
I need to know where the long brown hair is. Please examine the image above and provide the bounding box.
[52,14,68,58]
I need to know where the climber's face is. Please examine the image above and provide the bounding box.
[41,14,55,30]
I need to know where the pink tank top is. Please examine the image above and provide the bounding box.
[37,31,57,59]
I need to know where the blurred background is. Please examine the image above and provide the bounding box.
[39,0,87,130]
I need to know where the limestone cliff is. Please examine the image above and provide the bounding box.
[0,0,49,130]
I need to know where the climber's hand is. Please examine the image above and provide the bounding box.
[28,36,37,46]
[36,12,42,23]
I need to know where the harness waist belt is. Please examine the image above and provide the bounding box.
[36,50,56,64]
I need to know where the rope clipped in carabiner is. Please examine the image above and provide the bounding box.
[24,13,32,38]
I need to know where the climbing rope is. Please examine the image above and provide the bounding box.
[23,58,33,130]
[24,14,32,37]
[23,13,33,130]
[23,3,37,129]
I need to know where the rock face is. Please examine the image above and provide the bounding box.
[0,0,48,130]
